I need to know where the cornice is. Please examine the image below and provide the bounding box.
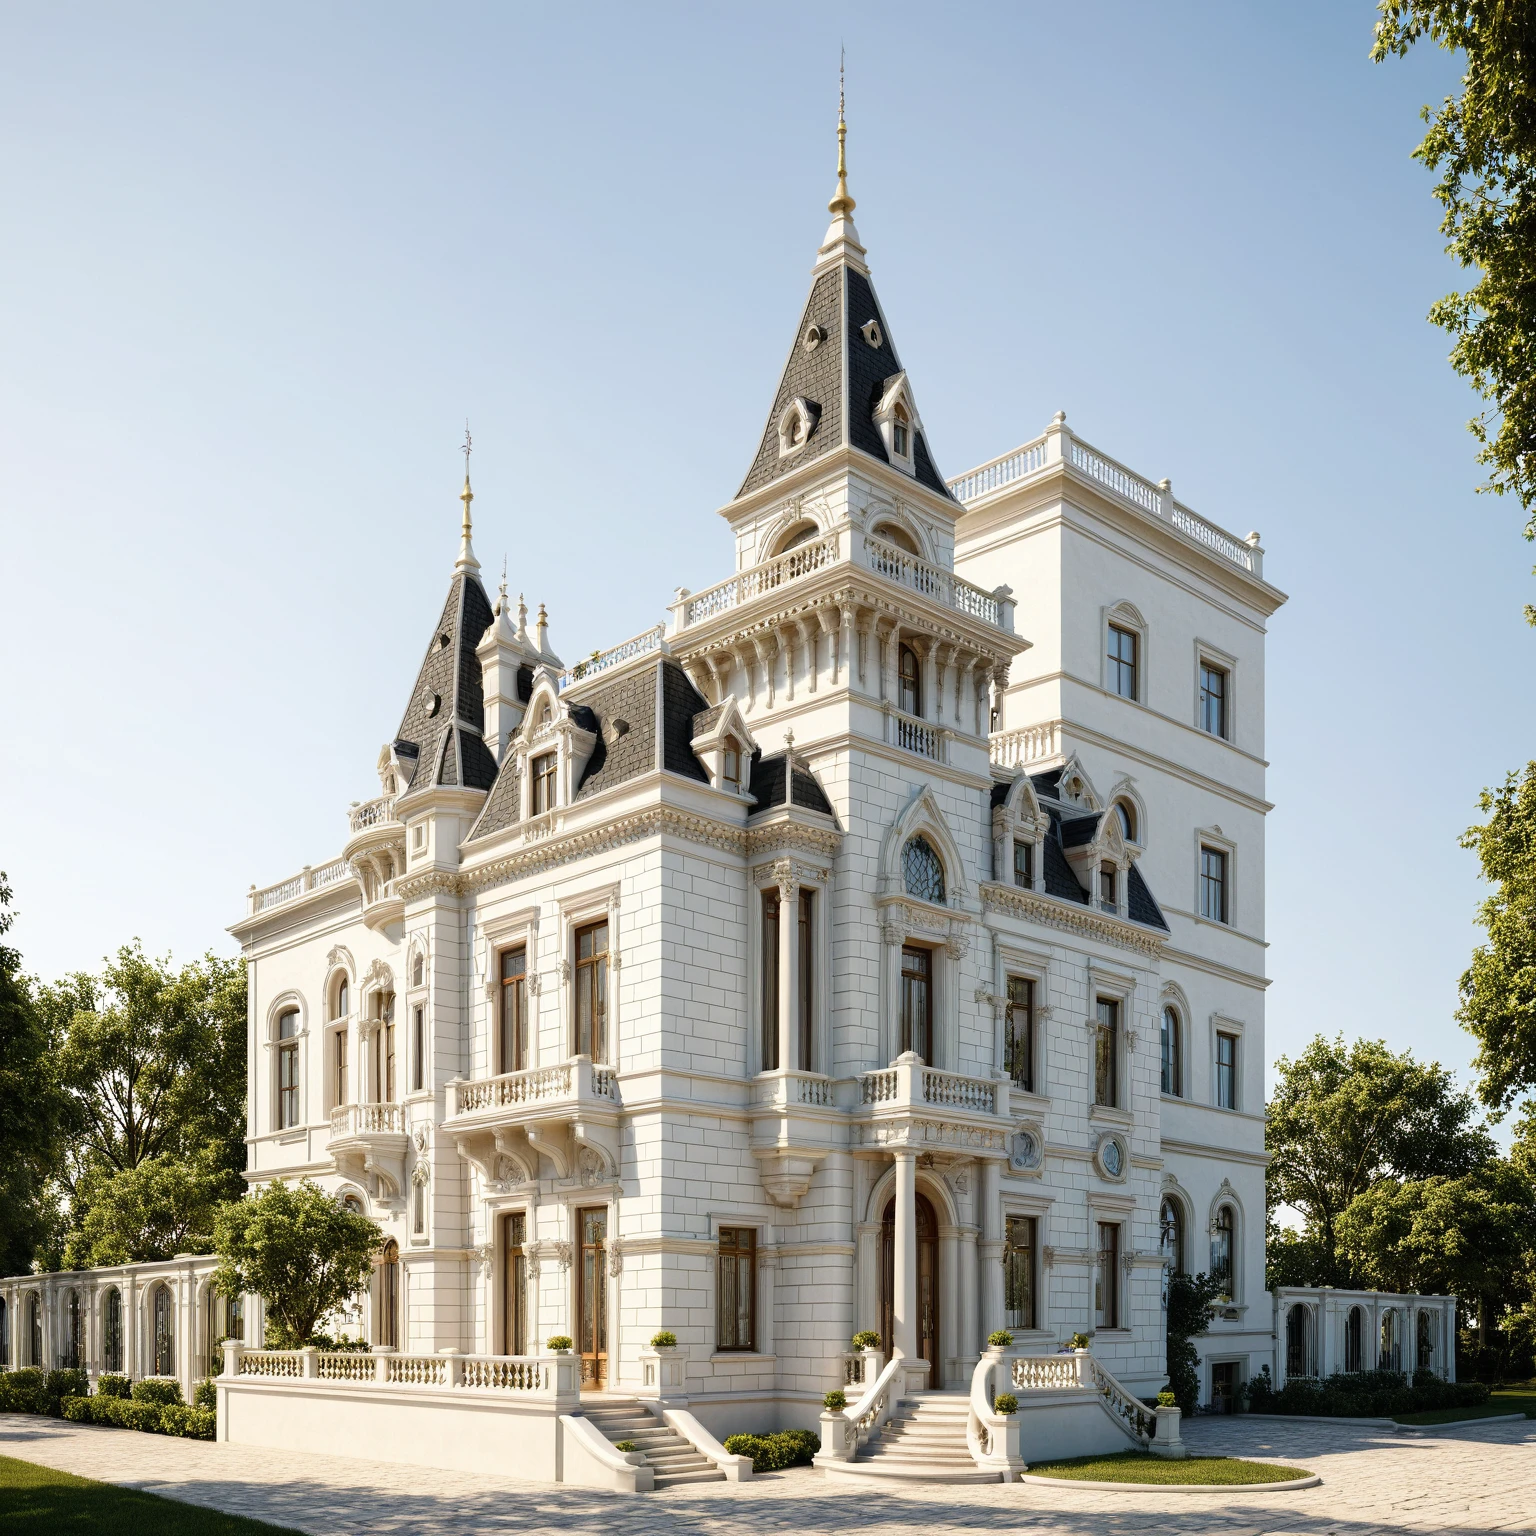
[980,880,1166,958]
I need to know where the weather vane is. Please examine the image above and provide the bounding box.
[840,45,845,121]
[461,421,473,474]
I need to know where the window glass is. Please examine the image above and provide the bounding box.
[1200,662,1227,737]
[335,977,349,1019]
[1005,976,1033,1091]
[1211,1207,1235,1301]
[278,1011,300,1129]
[902,836,945,904]
[531,752,557,815]
[1161,1006,1182,1096]
[1114,801,1136,841]
[1200,847,1228,923]
[1159,1198,1183,1283]
[1012,838,1032,888]
[717,1228,757,1351]
[500,948,528,1075]
[1094,998,1118,1107]
[412,1005,424,1092]
[898,644,922,716]
[1099,864,1116,912]
[798,889,813,1074]
[900,946,932,1061]
[722,744,740,786]
[1107,625,1138,699]
[334,1027,348,1107]
[1004,1215,1036,1330]
[575,921,609,1063]
[1216,1031,1238,1109]
[761,890,779,1071]
[1095,1223,1120,1329]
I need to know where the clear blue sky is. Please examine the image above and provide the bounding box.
[1,4,1522,1101]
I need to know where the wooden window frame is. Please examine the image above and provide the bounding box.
[277,1011,300,1130]
[531,751,557,815]
[1003,1214,1037,1331]
[575,920,610,1063]
[1093,997,1119,1108]
[1004,975,1034,1091]
[716,1227,758,1352]
[499,947,529,1075]
[1107,624,1139,700]
[898,643,922,717]
[900,944,934,1062]
[1012,838,1033,889]
[1095,1222,1121,1330]
[1216,1030,1239,1110]
[1161,1006,1182,1097]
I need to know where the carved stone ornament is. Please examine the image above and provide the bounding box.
[1094,1133,1128,1183]
[554,1240,573,1271]
[557,959,572,984]
[1009,1126,1044,1173]
[474,1242,494,1273]
[1043,1244,1056,1271]
[412,1124,429,1154]
[578,1146,607,1188]
[326,944,355,978]
[526,972,542,996]
[607,1238,624,1277]
[944,1165,971,1196]
[881,922,906,947]
[411,1160,430,1187]
[945,932,971,961]
[363,959,393,992]
[494,1154,527,1186]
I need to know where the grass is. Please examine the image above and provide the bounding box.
[1393,1386,1536,1426]
[0,1454,301,1534]
[1026,1450,1311,1485]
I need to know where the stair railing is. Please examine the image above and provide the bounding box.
[815,1353,905,1463]
[965,1347,1025,1481]
[1085,1355,1155,1446]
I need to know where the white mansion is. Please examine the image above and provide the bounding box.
[0,122,1459,1485]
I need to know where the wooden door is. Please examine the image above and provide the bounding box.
[577,1207,607,1387]
[880,1193,940,1375]
[503,1213,527,1356]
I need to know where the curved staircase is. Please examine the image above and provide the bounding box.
[831,1392,996,1483]
[582,1398,725,1488]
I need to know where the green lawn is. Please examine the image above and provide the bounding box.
[0,1454,301,1535]
[1025,1450,1312,1485]
[1394,1387,1536,1426]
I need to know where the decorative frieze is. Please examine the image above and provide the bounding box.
[981,881,1165,958]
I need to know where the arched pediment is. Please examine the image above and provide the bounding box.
[994,770,1042,832]
[1052,753,1102,811]
[877,784,974,911]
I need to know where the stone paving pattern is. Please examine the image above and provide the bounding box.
[3,1410,1534,1535]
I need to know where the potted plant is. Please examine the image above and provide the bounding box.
[992,1392,1018,1414]
[823,1389,847,1411]
[851,1330,879,1351]
[546,1335,573,1354]
[986,1329,1014,1350]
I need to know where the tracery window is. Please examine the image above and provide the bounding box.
[902,836,945,904]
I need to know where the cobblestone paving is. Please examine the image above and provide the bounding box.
[2,1410,1533,1535]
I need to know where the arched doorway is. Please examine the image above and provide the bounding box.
[376,1241,400,1349]
[880,1192,939,1376]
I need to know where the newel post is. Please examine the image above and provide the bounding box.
[1073,1346,1092,1387]
[1151,1403,1186,1458]
[300,1346,319,1379]
[220,1338,244,1377]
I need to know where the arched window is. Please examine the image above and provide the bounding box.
[377,1240,400,1349]
[1416,1310,1434,1370]
[774,521,819,555]
[412,953,424,988]
[103,1287,122,1374]
[1113,801,1136,841]
[892,402,911,458]
[152,1285,174,1377]
[1210,1206,1235,1301]
[1159,1197,1184,1279]
[341,1193,364,1215]
[66,1290,81,1370]
[28,1294,41,1367]
[1160,1007,1182,1096]
[1345,1303,1364,1373]
[0,1296,7,1368]
[207,1287,243,1368]
[1285,1303,1313,1379]
[277,1009,300,1129]
[898,644,922,717]
[902,836,946,904]
[334,976,349,1020]
[1380,1308,1402,1372]
[872,521,919,556]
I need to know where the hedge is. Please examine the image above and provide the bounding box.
[722,1428,820,1472]
[0,1367,88,1416]
[59,1393,214,1439]
[1242,1367,1490,1418]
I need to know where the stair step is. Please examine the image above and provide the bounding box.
[653,1470,727,1487]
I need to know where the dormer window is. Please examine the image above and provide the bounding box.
[722,743,741,788]
[531,752,557,815]
[777,397,818,458]
[873,372,920,474]
[1099,864,1117,913]
[537,702,553,730]
[893,404,910,458]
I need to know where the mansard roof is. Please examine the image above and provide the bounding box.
[394,570,498,793]
[746,749,834,817]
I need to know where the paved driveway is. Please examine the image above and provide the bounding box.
[2,1410,1533,1535]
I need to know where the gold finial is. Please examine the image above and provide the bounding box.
[460,422,474,530]
[828,49,855,219]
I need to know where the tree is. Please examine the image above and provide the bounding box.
[1266,1034,1496,1285]
[213,1180,382,1348]
[1164,1271,1224,1415]
[0,873,64,1274]
[62,1154,229,1269]
[1374,4,1536,595]
[1458,765,1536,1112]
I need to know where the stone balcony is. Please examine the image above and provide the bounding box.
[851,1053,1011,1157]
[328,1101,408,1198]
[749,1069,842,1208]
[445,1056,620,1187]
[342,795,405,931]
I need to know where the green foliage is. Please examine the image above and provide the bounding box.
[1374,6,1536,558]
[213,1178,381,1348]
[1023,1450,1311,1485]
[0,873,65,1274]
[121,1400,162,1432]
[0,1368,48,1414]
[46,1369,88,1412]
[96,1373,131,1399]
[992,1392,1018,1414]
[1165,1271,1223,1415]
[1458,768,1536,1111]
[192,1379,218,1412]
[64,1154,228,1269]
[61,1394,92,1422]
[131,1378,183,1407]
[303,1332,370,1352]
[1266,1035,1496,1287]
[1243,1366,1490,1418]
[156,1403,216,1439]
[1156,1390,1177,1407]
[986,1329,1015,1348]
[613,1440,638,1453]
[851,1330,880,1350]
[1069,1332,1090,1350]
[822,1389,846,1410]
[546,1335,573,1350]
[649,1330,678,1348]
[722,1429,819,1472]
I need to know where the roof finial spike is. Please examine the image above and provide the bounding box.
[828,48,855,221]
[454,421,480,577]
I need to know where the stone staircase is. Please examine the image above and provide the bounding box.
[839,1392,995,1483]
[581,1398,725,1488]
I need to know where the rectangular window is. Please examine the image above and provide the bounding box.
[717,1227,757,1351]
[722,743,740,787]
[384,1014,396,1102]
[499,948,528,1075]
[1094,998,1118,1108]
[1004,1215,1036,1330]
[413,1177,426,1235]
[333,1028,348,1107]
[1200,662,1228,737]
[1107,625,1138,699]
[412,1005,424,1093]
[900,945,933,1062]
[1012,839,1033,888]
[278,1012,300,1129]
[1216,1031,1238,1110]
[1200,846,1228,923]
[761,890,780,1071]
[531,752,557,815]
[1095,1222,1120,1329]
[504,1212,527,1356]
[1099,865,1117,913]
[575,920,609,1063]
[798,889,813,1073]
[1005,975,1034,1091]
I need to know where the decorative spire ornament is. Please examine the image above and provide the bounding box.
[455,421,480,576]
[828,49,855,221]
[818,50,864,266]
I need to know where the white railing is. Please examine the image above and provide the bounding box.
[680,534,841,628]
[754,1071,836,1108]
[1011,1353,1081,1391]
[864,535,1004,627]
[562,624,667,689]
[990,721,1060,769]
[449,1057,617,1117]
[386,1354,446,1387]
[859,1060,1001,1117]
[860,1070,897,1105]
[921,1067,999,1114]
[948,437,1049,504]
[317,1351,375,1382]
[349,796,397,833]
[821,1353,904,1461]
[329,1102,405,1140]
[889,707,943,762]
[251,858,353,914]
[237,1351,303,1379]
[460,1356,553,1391]
[1168,501,1259,572]
[1069,441,1161,514]
[1086,1355,1155,1444]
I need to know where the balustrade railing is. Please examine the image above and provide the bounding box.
[921,1067,998,1114]
[864,535,1004,627]
[1086,1356,1155,1444]
[990,721,1060,770]
[449,1057,617,1117]
[251,858,353,914]
[948,438,1049,504]
[317,1351,375,1382]
[349,796,397,833]
[1010,1354,1081,1391]
[860,1070,897,1105]
[237,1351,303,1379]
[755,1070,836,1108]
[858,1061,1001,1117]
[329,1102,405,1140]
[889,707,943,762]
[680,534,841,628]
[562,624,667,689]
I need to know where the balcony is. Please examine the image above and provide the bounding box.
[852,1053,1010,1156]
[749,1070,841,1208]
[343,796,406,932]
[445,1057,620,1185]
[328,1101,408,1197]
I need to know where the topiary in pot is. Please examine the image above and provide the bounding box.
[987,1329,1014,1349]
[614,1440,639,1453]
[992,1393,1018,1414]
[1069,1332,1091,1350]
[650,1331,678,1349]
[546,1335,573,1351]
[1157,1390,1177,1407]
[851,1330,880,1350]
[823,1389,847,1411]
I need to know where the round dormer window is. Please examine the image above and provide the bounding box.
[803,323,824,352]
[1009,1128,1042,1172]
[1096,1133,1128,1182]
[425,691,441,717]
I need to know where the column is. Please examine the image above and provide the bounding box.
[892,1150,918,1361]
[938,1227,960,1386]
[855,1222,881,1335]
[777,866,799,1073]
[978,1159,1004,1337]
[838,604,855,688]
[958,1226,978,1362]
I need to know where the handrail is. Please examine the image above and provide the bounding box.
[1086,1355,1155,1445]
[561,1412,655,1493]
[823,1352,904,1458]
[561,624,667,690]
[965,1348,1024,1479]
[660,1406,754,1480]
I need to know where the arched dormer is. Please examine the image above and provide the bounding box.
[689,694,758,798]
[877,785,974,912]
[1061,809,1130,917]
[511,669,597,820]
[1051,752,1102,812]
[1107,776,1146,847]
[776,397,820,459]
[873,371,922,476]
[992,771,1044,890]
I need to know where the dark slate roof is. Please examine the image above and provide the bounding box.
[1127,864,1169,931]
[746,750,835,817]
[1030,767,1064,801]
[1042,810,1090,905]
[1059,812,1102,850]
[736,263,952,502]
[395,572,498,792]
[660,664,710,786]
[691,704,728,738]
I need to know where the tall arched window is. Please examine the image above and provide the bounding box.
[872,521,919,556]
[334,976,349,1020]
[1345,1304,1363,1372]
[277,1009,300,1129]
[28,1294,41,1366]
[1416,1310,1434,1370]
[1160,1007,1182,1096]
[902,836,945,905]
[412,953,424,988]
[1113,800,1136,841]
[1159,1197,1184,1277]
[152,1285,174,1377]
[103,1287,123,1374]
[1210,1206,1235,1301]
[66,1290,81,1370]
[0,1296,8,1367]
[377,1240,400,1349]
[898,644,921,717]
[1380,1308,1402,1372]
[1285,1303,1313,1379]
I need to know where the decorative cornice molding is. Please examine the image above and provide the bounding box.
[980,881,1165,957]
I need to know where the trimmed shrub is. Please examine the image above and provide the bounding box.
[122,1401,162,1433]
[722,1429,820,1473]
[822,1389,846,1411]
[1241,1367,1490,1419]
[851,1331,880,1351]
[546,1336,573,1351]
[192,1379,218,1412]
[650,1331,678,1349]
[993,1392,1018,1414]
[45,1369,89,1413]
[1069,1332,1091,1350]
[97,1373,132,1399]
[61,1395,93,1423]
[1156,1390,1178,1407]
[0,1368,49,1414]
[157,1403,213,1439]
[132,1378,184,1407]
[987,1330,1015,1349]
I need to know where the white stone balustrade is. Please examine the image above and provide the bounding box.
[230,1344,573,1399]
[560,624,667,690]
[448,1056,618,1119]
[348,796,397,833]
[249,858,352,915]
[887,705,945,762]
[753,1070,836,1109]
[328,1102,405,1141]
[858,1058,1004,1117]
[990,720,1060,770]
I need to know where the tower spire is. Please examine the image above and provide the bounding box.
[455,421,480,577]
[819,51,864,266]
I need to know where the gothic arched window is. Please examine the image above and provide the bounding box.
[1210,1206,1235,1301]
[1113,800,1136,841]
[898,644,921,717]
[902,836,945,905]
[1159,1197,1184,1277]
[153,1285,174,1377]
